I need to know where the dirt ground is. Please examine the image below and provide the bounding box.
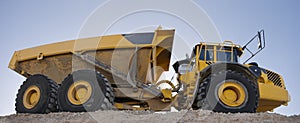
[1,110,299,123]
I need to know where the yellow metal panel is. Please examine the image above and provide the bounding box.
[161,89,172,102]
[258,83,289,103]
[16,40,75,62]
[8,51,19,70]
[152,29,175,45]
[74,35,136,52]
[198,61,209,71]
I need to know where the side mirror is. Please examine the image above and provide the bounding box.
[185,53,190,60]
[257,30,264,49]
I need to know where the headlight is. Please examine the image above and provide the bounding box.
[178,64,192,74]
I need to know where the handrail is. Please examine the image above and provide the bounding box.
[223,40,234,45]
[242,29,265,64]
[199,41,240,48]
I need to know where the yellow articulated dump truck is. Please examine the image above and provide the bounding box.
[9,28,290,113]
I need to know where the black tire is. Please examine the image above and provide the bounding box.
[193,70,258,113]
[15,74,59,113]
[58,70,114,112]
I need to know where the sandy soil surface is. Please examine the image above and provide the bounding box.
[1,110,299,123]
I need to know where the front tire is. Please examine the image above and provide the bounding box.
[193,70,258,113]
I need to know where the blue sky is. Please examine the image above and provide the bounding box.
[0,0,299,116]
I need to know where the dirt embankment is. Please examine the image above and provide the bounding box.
[1,110,300,123]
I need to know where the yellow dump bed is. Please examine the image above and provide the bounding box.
[9,29,175,84]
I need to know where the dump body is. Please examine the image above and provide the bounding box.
[9,29,174,91]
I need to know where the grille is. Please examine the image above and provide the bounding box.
[266,70,283,87]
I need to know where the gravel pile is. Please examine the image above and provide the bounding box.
[1,110,299,123]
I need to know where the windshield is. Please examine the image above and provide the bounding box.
[198,45,238,62]
[217,51,232,61]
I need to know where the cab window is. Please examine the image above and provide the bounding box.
[217,51,231,61]
[216,49,238,62]
[199,46,214,61]
[199,48,205,60]
[206,50,214,61]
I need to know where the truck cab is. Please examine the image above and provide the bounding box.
[195,41,243,71]
[173,30,290,113]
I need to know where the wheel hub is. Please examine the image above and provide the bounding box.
[23,85,41,109]
[218,81,246,107]
[67,81,92,105]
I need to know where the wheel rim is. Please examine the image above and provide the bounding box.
[217,81,246,107]
[23,85,41,109]
[67,81,92,105]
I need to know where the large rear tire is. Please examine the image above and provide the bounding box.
[58,70,114,112]
[15,74,59,113]
[193,70,258,113]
